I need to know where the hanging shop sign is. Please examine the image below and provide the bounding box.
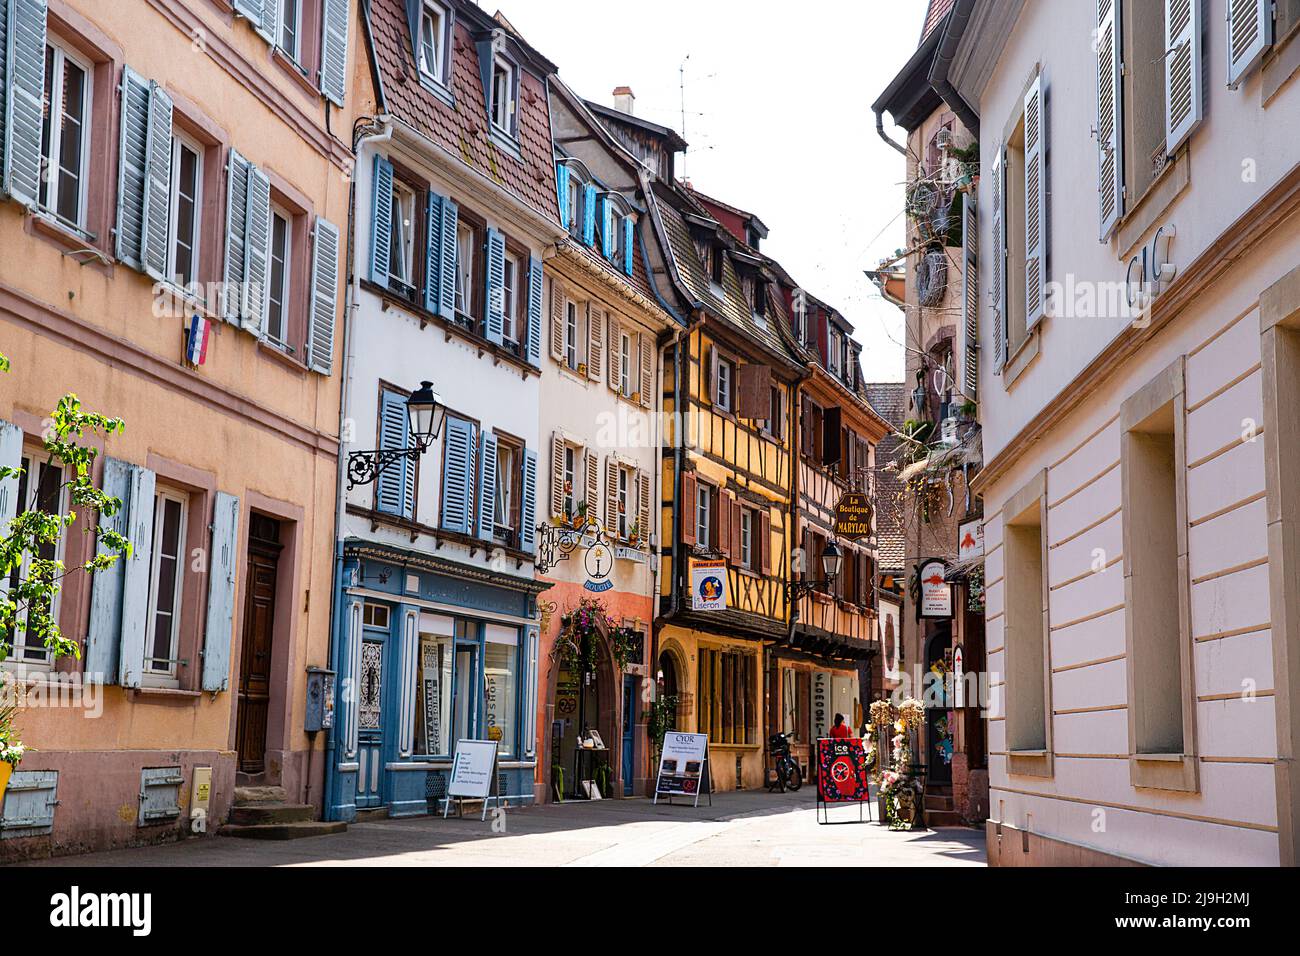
[583,538,615,592]
[958,519,984,562]
[832,492,873,541]
[690,559,728,611]
[653,732,712,807]
[918,559,953,619]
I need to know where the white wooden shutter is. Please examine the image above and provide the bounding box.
[1,0,47,208]
[319,0,350,106]
[637,469,651,542]
[222,149,251,323]
[639,333,653,408]
[201,492,240,692]
[114,68,151,270]
[604,457,619,532]
[241,165,272,334]
[85,457,131,684]
[584,448,599,520]
[1227,0,1271,89]
[118,464,156,689]
[549,280,566,362]
[549,431,565,518]
[1023,75,1046,331]
[141,82,175,281]
[233,0,266,29]
[606,315,621,391]
[959,193,978,399]
[0,419,21,535]
[1097,0,1124,240]
[308,216,340,374]
[587,305,604,382]
[991,146,1008,372]
[1165,0,1202,154]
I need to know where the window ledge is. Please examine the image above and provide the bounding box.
[256,337,308,373]
[1117,150,1190,261]
[1129,753,1199,793]
[131,686,202,702]
[416,74,455,108]
[1007,749,1053,778]
[488,127,522,161]
[1001,329,1039,390]
[1262,22,1300,105]
[26,212,112,274]
[271,46,320,102]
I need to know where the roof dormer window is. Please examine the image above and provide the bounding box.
[416,2,450,87]
[490,56,516,136]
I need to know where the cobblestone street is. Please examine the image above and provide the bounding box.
[23,790,986,868]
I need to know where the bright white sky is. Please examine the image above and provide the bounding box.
[489,0,925,384]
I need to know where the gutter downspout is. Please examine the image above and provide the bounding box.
[875,108,908,156]
[324,113,393,823]
[928,0,981,137]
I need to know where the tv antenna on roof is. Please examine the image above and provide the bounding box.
[680,54,690,178]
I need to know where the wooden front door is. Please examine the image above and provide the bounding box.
[236,516,281,774]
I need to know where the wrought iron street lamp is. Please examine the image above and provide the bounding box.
[346,380,445,490]
[784,540,842,603]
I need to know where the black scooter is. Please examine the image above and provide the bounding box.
[767,731,803,792]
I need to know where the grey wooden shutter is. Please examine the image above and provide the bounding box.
[437,197,458,319]
[526,256,543,366]
[1023,75,1046,331]
[1097,0,1124,240]
[636,469,651,542]
[584,447,598,518]
[959,193,978,400]
[114,68,151,270]
[1227,0,1271,88]
[377,389,412,518]
[261,0,281,44]
[85,456,132,684]
[477,431,498,542]
[549,280,566,362]
[242,165,271,333]
[319,0,350,106]
[1165,0,1202,154]
[991,146,1008,372]
[201,491,239,692]
[308,216,340,375]
[2,0,47,207]
[0,770,58,836]
[520,448,537,554]
[233,0,265,29]
[141,82,175,281]
[0,419,21,535]
[607,314,621,391]
[440,417,474,534]
[485,227,506,345]
[117,464,156,689]
[604,456,619,531]
[222,149,251,323]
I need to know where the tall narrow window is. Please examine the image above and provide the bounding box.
[616,467,630,538]
[417,2,447,83]
[740,509,753,569]
[266,208,291,345]
[567,175,583,241]
[4,456,65,668]
[167,136,202,288]
[279,0,302,61]
[1003,470,1050,774]
[562,445,577,518]
[145,490,188,685]
[502,251,520,345]
[484,626,519,757]
[495,438,518,537]
[619,330,632,396]
[564,299,580,370]
[490,58,515,134]
[454,220,476,320]
[1121,359,1196,791]
[38,41,92,227]
[716,359,734,411]
[388,182,416,289]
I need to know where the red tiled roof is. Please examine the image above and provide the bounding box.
[367,0,560,224]
[921,0,955,44]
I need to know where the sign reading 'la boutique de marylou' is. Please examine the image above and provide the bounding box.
[833,492,873,541]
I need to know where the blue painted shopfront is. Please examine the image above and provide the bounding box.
[326,543,543,822]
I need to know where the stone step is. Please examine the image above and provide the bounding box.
[923,809,964,827]
[925,794,954,811]
[233,785,288,805]
[354,807,391,822]
[229,803,316,826]
[220,820,348,841]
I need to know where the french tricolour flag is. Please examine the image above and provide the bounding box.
[186,314,210,366]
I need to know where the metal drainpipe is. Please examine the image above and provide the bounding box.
[323,114,393,822]
[929,0,981,138]
[875,107,908,156]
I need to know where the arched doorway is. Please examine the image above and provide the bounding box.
[657,649,680,731]
[548,609,619,800]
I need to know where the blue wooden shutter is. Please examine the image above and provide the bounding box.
[376,390,413,518]
[222,149,250,323]
[582,184,597,246]
[308,216,340,375]
[555,163,570,230]
[84,457,132,684]
[485,227,505,345]
[440,417,475,534]
[117,464,156,689]
[424,191,442,313]
[201,492,239,692]
[526,256,543,366]
[370,153,394,286]
[520,448,537,554]
[477,430,498,541]
[623,217,635,276]
[242,165,271,334]
[438,197,458,319]
[2,0,47,207]
[319,0,350,106]
[114,68,151,270]
[600,197,612,259]
[142,82,175,281]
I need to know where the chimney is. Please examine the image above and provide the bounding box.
[613,86,635,115]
